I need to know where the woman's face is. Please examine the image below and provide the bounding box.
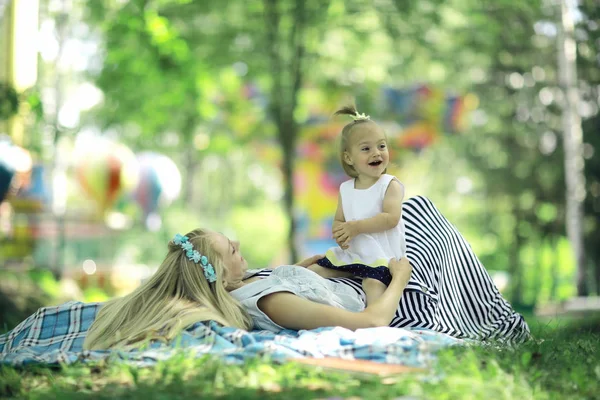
[211,233,247,289]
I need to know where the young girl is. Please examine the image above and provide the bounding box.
[308,105,407,305]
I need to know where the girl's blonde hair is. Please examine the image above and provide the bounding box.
[335,105,386,178]
[83,229,253,350]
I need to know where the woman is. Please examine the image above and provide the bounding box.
[83,230,411,350]
[84,196,529,350]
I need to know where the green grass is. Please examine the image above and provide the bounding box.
[1,316,599,400]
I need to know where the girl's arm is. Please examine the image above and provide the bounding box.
[353,179,404,234]
[257,258,411,330]
[332,193,349,248]
[332,192,345,232]
[333,180,404,247]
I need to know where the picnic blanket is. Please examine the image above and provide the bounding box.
[0,301,465,368]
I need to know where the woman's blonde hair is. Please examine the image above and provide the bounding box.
[83,229,253,350]
[335,105,386,178]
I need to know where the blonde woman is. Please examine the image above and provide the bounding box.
[83,229,412,350]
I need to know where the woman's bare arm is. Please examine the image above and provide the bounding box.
[258,259,411,331]
[258,292,380,330]
[293,254,325,268]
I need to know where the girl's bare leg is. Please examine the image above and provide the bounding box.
[362,278,387,305]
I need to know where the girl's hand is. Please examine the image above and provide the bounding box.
[332,221,348,249]
[333,221,359,249]
[295,254,324,268]
[334,234,349,249]
[388,257,412,286]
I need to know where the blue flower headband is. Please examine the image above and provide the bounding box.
[173,233,217,283]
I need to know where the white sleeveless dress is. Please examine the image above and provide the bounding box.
[317,174,407,285]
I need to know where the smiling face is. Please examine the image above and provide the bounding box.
[343,122,389,184]
[210,233,248,289]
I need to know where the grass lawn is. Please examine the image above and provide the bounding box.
[1,315,599,400]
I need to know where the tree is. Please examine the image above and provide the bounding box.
[556,0,587,296]
[577,0,600,295]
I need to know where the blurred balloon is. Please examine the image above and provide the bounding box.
[0,160,14,203]
[132,152,182,218]
[0,138,33,203]
[0,141,15,203]
[13,164,50,212]
[75,142,139,214]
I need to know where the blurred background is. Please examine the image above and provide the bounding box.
[0,0,599,330]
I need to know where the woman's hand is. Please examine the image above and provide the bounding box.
[388,257,412,286]
[294,254,324,268]
[332,221,358,249]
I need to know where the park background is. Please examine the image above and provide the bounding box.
[1,0,599,330]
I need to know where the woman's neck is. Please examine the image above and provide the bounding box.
[226,280,246,291]
[227,275,263,291]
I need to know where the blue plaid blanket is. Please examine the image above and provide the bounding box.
[0,301,464,367]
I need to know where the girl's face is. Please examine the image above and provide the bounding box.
[210,233,247,289]
[344,123,389,181]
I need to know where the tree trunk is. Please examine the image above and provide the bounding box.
[181,117,198,207]
[51,9,70,279]
[263,0,306,263]
[557,0,587,296]
[549,235,560,300]
[595,256,600,296]
[182,146,197,207]
[532,234,545,306]
[280,118,298,262]
[509,210,523,305]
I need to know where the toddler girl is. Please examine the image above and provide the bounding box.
[309,105,407,305]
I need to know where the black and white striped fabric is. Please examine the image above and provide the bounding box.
[256,196,530,343]
[391,196,529,343]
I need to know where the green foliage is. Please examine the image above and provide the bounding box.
[27,269,62,299]
[82,287,110,303]
[0,82,19,121]
[229,203,288,268]
[0,270,58,333]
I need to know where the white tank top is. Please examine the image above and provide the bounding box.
[326,174,407,267]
